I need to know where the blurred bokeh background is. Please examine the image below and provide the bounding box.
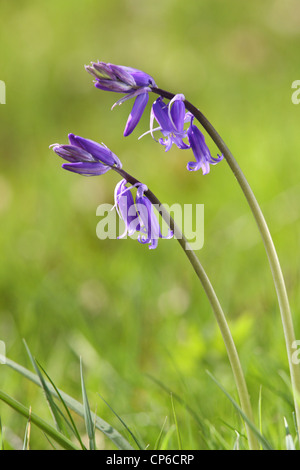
[0,0,300,449]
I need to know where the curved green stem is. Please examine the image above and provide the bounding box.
[114,166,259,450]
[152,87,300,437]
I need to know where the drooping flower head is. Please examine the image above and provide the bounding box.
[140,94,191,151]
[114,180,173,250]
[50,134,122,176]
[114,179,140,239]
[141,94,223,175]
[85,62,156,93]
[85,61,157,136]
[85,62,223,175]
[186,117,223,174]
[135,183,173,250]
[51,134,172,250]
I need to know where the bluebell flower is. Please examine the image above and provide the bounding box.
[51,133,174,249]
[187,117,223,174]
[140,94,191,151]
[135,184,173,250]
[114,179,140,238]
[50,133,122,176]
[85,61,156,136]
[114,180,173,250]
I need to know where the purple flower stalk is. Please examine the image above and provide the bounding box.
[114,179,173,250]
[50,133,122,176]
[85,61,157,137]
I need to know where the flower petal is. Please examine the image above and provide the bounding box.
[135,185,165,249]
[94,79,133,93]
[53,144,94,162]
[114,180,140,237]
[108,64,137,87]
[152,98,174,133]
[87,62,156,91]
[62,161,111,176]
[169,94,186,132]
[123,92,149,136]
[71,136,122,168]
[106,64,156,88]
[187,120,223,174]
[85,62,115,80]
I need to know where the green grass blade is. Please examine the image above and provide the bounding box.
[23,341,68,435]
[159,424,176,450]
[3,355,134,450]
[206,370,273,450]
[292,412,299,446]
[154,416,168,451]
[233,431,240,450]
[145,374,206,433]
[98,393,143,450]
[170,393,182,450]
[37,362,86,449]
[0,417,4,450]
[80,358,96,450]
[284,417,296,450]
[22,408,32,450]
[0,389,78,450]
[258,385,263,450]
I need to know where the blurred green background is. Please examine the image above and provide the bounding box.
[0,0,300,449]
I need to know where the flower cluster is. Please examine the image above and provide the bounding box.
[85,62,156,137]
[51,135,172,249]
[141,94,223,174]
[86,62,223,175]
[51,62,223,249]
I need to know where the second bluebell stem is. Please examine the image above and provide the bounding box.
[114,165,259,450]
[152,86,300,442]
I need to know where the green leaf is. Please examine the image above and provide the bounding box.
[170,393,182,450]
[0,389,78,450]
[153,416,168,451]
[80,358,96,450]
[23,340,68,436]
[206,370,273,450]
[37,362,86,449]
[0,417,4,450]
[284,417,296,450]
[98,393,143,450]
[233,431,240,450]
[3,355,134,450]
[22,409,32,450]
